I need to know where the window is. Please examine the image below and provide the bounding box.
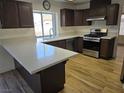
[33,12,56,38]
[119,14,124,35]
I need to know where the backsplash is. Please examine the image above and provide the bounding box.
[59,27,77,36]
[74,21,119,36]
[0,28,35,39]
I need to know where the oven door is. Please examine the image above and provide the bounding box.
[83,40,100,58]
[83,40,100,51]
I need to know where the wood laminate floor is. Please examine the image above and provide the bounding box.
[0,46,124,93]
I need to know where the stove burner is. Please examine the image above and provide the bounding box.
[84,33,107,38]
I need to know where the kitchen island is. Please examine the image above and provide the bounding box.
[1,36,78,93]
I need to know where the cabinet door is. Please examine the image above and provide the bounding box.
[17,1,34,28]
[88,7,106,17]
[106,4,119,25]
[58,40,66,49]
[82,9,91,26]
[74,10,83,26]
[100,38,115,59]
[74,9,91,26]
[3,0,19,28]
[61,9,74,26]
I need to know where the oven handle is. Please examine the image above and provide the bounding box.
[83,39,100,42]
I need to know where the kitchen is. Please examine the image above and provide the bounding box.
[0,0,124,93]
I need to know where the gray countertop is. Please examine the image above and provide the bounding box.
[1,36,78,75]
[37,34,116,43]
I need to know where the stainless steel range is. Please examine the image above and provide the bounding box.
[83,28,108,58]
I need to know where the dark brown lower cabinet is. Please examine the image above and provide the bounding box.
[100,37,116,59]
[74,37,83,53]
[45,38,83,53]
[45,40,66,49]
[15,59,66,93]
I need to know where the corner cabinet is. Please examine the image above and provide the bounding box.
[45,40,66,49]
[100,37,116,59]
[0,0,34,28]
[106,4,119,25]
[17,1,34,28]
[74,37,83,53]
[60,9,74,26]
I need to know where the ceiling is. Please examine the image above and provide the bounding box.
[54,0,91,4]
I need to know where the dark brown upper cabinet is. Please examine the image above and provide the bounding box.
[90,0,111,9]
[17,1,34,28]
[106,4,119,25]
[74,10,83,26]
[0,0,19,28]
[82,9,91,26]
[73,37,83,53]
[60,9,74,26]
[74,9,91,26]
[0,0,34,28]
[88,7,106,18]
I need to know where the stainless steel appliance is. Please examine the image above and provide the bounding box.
[83,28,108,58]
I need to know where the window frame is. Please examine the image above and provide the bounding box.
[33,11,57,37]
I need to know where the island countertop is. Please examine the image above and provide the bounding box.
[1,36,78,75]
